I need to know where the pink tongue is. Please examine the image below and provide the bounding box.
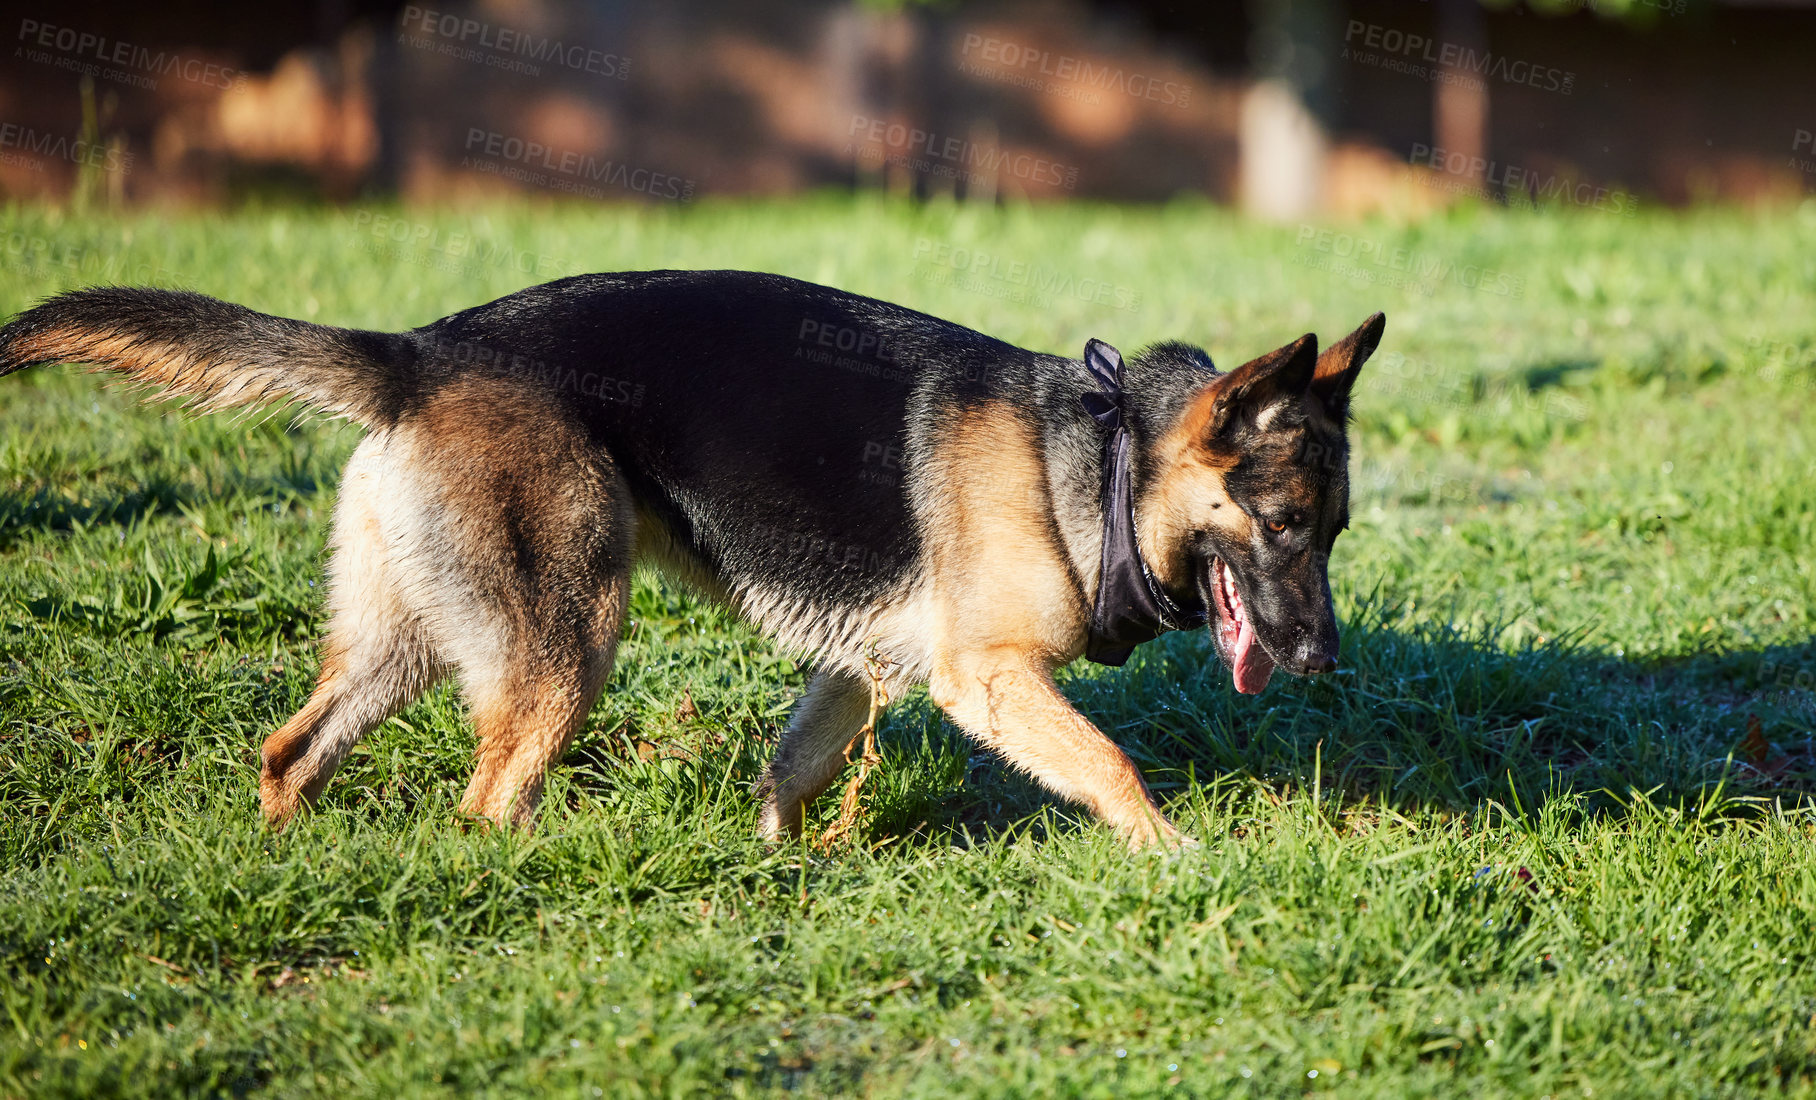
[1231,612,1276,694]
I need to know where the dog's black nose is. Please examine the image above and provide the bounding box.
[1299,653,1337,675]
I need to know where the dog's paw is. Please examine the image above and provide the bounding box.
[1119,814,1195,854]
[1146,829,1200,856]
[755,801,802,846]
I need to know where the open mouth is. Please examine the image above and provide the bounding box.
[1211,558,1276,695]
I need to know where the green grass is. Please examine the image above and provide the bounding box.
[1,195,1813,1097]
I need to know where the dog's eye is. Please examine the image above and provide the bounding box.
[1266,518,1288,533]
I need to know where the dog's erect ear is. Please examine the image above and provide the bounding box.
[1188,333,1318,440]
[1310,312,1385,421]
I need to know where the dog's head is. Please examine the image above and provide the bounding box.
[1147,313,1384,694]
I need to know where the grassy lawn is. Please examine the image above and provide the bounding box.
[0,195,1813,1097]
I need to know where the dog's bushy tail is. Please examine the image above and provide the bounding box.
[0,286,417,427]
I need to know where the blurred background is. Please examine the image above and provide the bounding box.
[2,0,1811,216]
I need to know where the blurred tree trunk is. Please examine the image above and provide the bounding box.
[1434,0,1490,187]
[1240,0,1336,220]
[368,19,401,196]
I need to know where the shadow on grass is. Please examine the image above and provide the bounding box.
[14,547,1810,859]
[837,604,1816,849]
[1516,358,1598,392]
[0,476,195,545]
[0,469,329,549]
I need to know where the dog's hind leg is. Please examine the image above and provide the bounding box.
[259,632,437,826]
[756,667,873,841]
[383,381,638,829]
[261,437,442,826]
[457,565,629,828]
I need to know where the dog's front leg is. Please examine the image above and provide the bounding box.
[929,650,1181,849]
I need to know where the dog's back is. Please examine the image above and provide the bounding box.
[405,271,1040,623]
[0,267,1205,699]
[0,272,1056,648]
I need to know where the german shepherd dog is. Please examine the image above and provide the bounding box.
[0,273,1383,848]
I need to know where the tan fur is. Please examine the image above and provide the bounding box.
[930,656,1175,846]
[26,327,240,408]
[459,616,622,826]
[257,324,1377,843]
[258,433,443,822]
[15,317,384,422]
[632,507,733,605]
[756,668,874,840]
[1136,377,1251,594]
[755,403,1182,846]
[913,405,1178,848]
[632,501,942,694]
[1172,368,1235,446]
[918,407,1089,652]
[10,285,1378,850]
[260,379,634,830]
[17,329,174,378]
[259,335,1370,842]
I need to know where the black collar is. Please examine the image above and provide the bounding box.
[1080,339,1208,667]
